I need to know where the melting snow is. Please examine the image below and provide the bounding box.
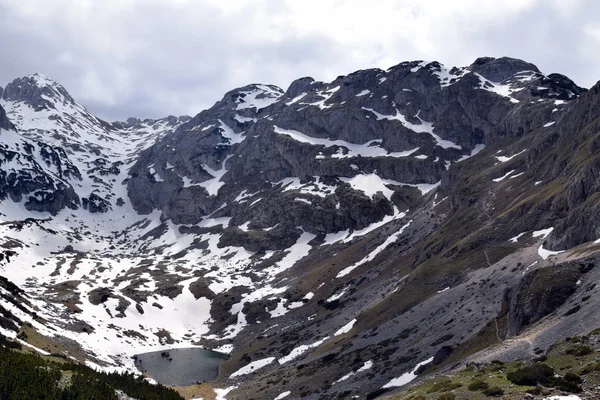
[181,156,232,196]
[496,149,526,163]
[362,107,462,150]
[340,174,395,200]
[278,337,329,364]
[217,120,245,144]
[337,220,412,277]
[474,73,521,103]
[294,197,312,205]
[382,357,434,388]
[333,360,373,384]
[274,125,418,158]
[230,357,276,378]
[533,228,554,239]
[214,386,237,400]
[340,174,438,200]
[509,232,527,243]
[492,169,516,182]
[302,86,340,110]
[265,231,316,276]
[334,319,357,336]
[456,144,485,163]
[233,115,256,123]
[286,92,307,105]
[327,287,350,302]
[532,228,563,259]
[538,245,564,260]
[235,85,282,111]
[433,65,468,87]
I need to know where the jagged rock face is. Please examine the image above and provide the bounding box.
[1,74,77,112]
[507,262,584,335]
[127,57,584,242]
[0,104,13,131]
[0,74,191,217]
[0,105,80,214]
[470,56,540,82]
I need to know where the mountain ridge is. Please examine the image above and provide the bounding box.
[0,56,598,400]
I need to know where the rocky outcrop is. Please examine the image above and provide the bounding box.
[470,56,540,82]
[507,261,594,335]
[1,74,77,111]
[0,104,14,131]
[0,112,80,215]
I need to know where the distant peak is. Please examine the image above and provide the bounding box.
[2,73,75,110]
[26,73,59,88]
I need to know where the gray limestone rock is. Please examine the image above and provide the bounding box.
[0,104,14,131]
[2,74,76,111]
[469,56,540,82]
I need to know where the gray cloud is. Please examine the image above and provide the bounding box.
[0,0,598,121]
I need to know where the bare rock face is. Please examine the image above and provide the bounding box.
[0,105,80,214]
[1,74,77,111]
[507,263,582,335]
[0,103,13,131]
[469,56,540,82]
[126,57,586,252]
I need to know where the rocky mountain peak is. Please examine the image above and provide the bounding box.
[1,73,76,111]
[224,83,284,111]
[469,56,541,82]
[285,77,317,98]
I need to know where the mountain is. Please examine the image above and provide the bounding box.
[0,57,598,400]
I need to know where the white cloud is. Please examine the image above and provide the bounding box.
[0,0,597,120]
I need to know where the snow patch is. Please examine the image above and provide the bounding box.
[509,232,527,243]
[496,149,526,163]
[334,319,356,336]
[274,125,418,159]
[362,107,461,150]
[492,169,515,182]
[337,220,412,278]
[278,337,329,364]
[274,391,291,400]
[382,357,434,388]
[230,357,275,378]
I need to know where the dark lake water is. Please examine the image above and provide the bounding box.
[134,348,228,386]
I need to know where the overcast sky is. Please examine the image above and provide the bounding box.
[1,0,599,121]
